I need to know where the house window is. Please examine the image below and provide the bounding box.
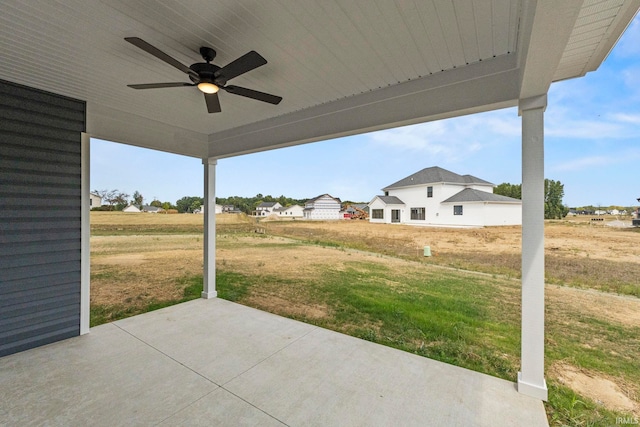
[410,207,425,220]
[372,209,384,219]
[427,186,433,198]
[454,205,463,215]
[384,191,389,196]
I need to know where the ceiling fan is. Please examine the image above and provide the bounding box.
[125,37,282,113]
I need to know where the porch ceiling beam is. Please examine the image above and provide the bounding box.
[517,0,583,99]
[207,55,519,159]
[86,103,209,158]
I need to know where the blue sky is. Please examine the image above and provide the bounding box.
[92,17,640,208]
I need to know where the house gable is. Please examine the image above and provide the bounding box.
[383,166,493,191]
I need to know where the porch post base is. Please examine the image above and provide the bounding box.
[517,372,548,401]
[201,291,218,299]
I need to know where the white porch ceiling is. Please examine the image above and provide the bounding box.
[1,0,638,158]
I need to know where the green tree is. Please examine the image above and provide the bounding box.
[494,183,522,199]
[150,199,162,208]
[132,191,144,208]
[544,179,569,219]
[102,189,130,211]
[176,196,203,213]
[113,191,130,211]
[190,198,204,212]
[494,180,568,219]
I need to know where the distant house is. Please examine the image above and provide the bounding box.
[195,204,223,214]
[369,166,521,227]
[141,205,164,213]
[90,193,102,209]
[123,205,141,213]
[255,201,282,216]
[303,194,342,220]
[222,205,243,214]
[274,204,304,218]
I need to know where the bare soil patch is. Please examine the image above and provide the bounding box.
[550,362,638,415]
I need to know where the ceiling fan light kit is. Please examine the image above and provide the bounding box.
[197,82,219,94]
[125,37,282,113]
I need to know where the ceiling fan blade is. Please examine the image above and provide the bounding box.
[204,92,222,113]
[223,85,282,105]
[128,83,195,89]
[125,37,197,78]
[215,51,267,81]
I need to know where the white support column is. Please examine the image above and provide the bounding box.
[518,95,548,400]
[202,158,218,299]
[80,133,90,335]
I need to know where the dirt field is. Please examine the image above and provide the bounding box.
[91,211,640,302]
[264,217,639,260]
[263,217,640,296]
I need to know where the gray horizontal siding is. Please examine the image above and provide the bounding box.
[0,79,85,358]
[1,273,81,296]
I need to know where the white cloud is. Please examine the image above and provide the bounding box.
[368,109,519,162]
[370,122,481,162]
[546,119,629,139]
[611,112,640,124]
[551,149,640,172]
[551,155,617,172]
[545,100,640,140]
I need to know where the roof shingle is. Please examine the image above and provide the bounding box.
[383,167,493,190]
[441,188,521,203]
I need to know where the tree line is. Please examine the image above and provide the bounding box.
[92,190,314,214]
[494,179,569,219]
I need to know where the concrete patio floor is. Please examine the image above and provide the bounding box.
[0,298,548,426]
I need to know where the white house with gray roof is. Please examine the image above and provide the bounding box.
[369,167,521,227]
[274,204,304,218]
[255,201,282,216]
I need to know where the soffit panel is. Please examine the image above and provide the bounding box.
[0,0,637,158]
[0,0,519,138]
[553,0,638,81]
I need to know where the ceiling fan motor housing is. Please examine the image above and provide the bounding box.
[189,62,227,86]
